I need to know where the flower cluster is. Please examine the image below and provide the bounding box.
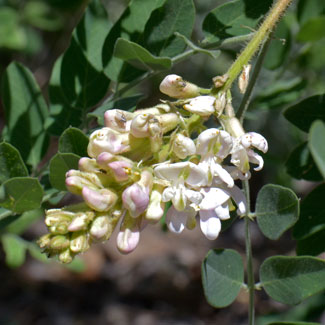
[38,74,268,263]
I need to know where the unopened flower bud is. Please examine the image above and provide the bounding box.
[70,231,89,253]
[88,127,130,157]
[158,113,179,134]
[68,211,95,232]
[159,74,200,99]
[45,210,74,227]
[122,183,149,218]
[78,157,100,173]
[240,132,268,153]
[104,109,134,132]
[172,134,196,159]
[130,114,154,138]
[50,235,70,251]
[82,186,118,212]
[238,64,251,94]
[90,211,121,241]
[38,233,51,249]
[212,74,228,88]
[183,96,216,117]
[58,248,73,264]
[145,183,165,221]
[116,213,140,254]
[222,117,245,138]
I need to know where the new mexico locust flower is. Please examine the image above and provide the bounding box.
[183,96,216,117]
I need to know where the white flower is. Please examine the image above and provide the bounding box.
[165,205,197,234]
[87,127,130,157]
[172,134,196,159]
[159,74,199,99]
[183,96,216,116]
[104,109,134,133]
[196,128,234,187]
[231,132,268,172]
[154,161,206,211]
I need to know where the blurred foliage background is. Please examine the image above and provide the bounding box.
[0,0,325,324]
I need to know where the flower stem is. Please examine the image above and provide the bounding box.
[236,35,272,123]
[223,0,293,92]
[243,179,255,325]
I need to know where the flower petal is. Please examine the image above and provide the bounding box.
[200,187,230,210]
[199,209,221,240]
[166,205,188,233]
[212,162,234,188]
[224,185,247,216]
[214,202,230,220]
[247,149,264,171]
[196,128,220,155]
[183,96,216,116]
[241,132,268,153]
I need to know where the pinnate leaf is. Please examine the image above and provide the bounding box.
[260,256,325,305]
[202,249,244,308]
[256,184,299,240]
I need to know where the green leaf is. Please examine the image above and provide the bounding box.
[89,94,144,126]
[201,249,244,308]
[46,56,83,136]
[202,0,272,43]
[293,184,325,240]
[74,0,111,71]
[114,38,172,71]
[260,256,325,305]
[64,257,86,273]
[308,120,325,179]
[5,208,43,235]
[0,142,28,185]
[283,94,325,132]
[297,229,325,256]
[144,0,195,57]
[0,177,44,213]
[59,127,89,157]
[28,241,50,263]
[297,16,325,42]
[49,153,80,191]
[264,19,291,70]
[0,7,26,50]
[285,142,323,182]
[256,184,299,240]
[1,62,49,167]
[297,0,325,25]
[0,208,20,229]
[102,0,166,81]
[1,234,27,268]
[267,321,319,325]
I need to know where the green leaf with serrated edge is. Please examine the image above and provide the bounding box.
[309,120,325,179]
[202,249,244,308]
[114,38,172,71]
[0,142,28,185]
[297,229,325,256]
[283,95,325,132]
[144,0,195,57]
[260,256,325,305]
[264,19,291,70]
[202,0,272,43]
[88,94,144,126]
[5,208,43,235]
[1,62,49,167]
[102,0,166,81]
[293,184,325,240]
[1,234,27,268]
[297,0,325,25]
[59,127,89,157]
[256,184,299,240]
[285,142,322,182]
[297,16,325,42]
[49,153,80,191]
[0,177,44,213]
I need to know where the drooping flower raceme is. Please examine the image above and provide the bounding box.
[38,73,268,263]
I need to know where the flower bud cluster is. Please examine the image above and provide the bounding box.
[39,74,268,262]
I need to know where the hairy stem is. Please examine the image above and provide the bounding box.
[243,179,255,325]
[223,0,293,91]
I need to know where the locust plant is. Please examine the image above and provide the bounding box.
[1,0,325,324]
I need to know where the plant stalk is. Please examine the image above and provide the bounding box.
[223,0,293,91]
[243,179,255,325]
